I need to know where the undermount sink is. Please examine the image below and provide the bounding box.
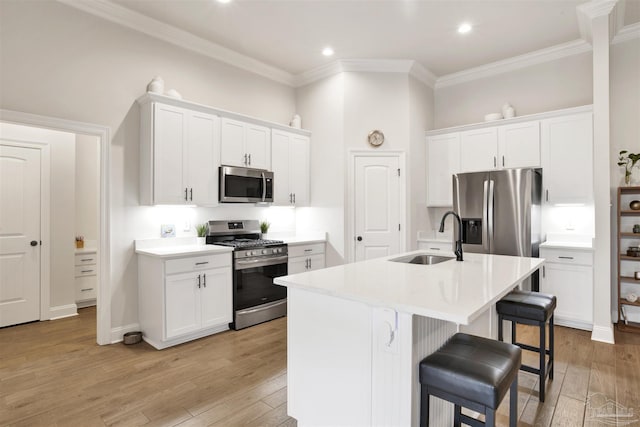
[389,253,455,265]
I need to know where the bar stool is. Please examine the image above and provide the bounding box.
[419,333,521,427]
[496,290,556,402]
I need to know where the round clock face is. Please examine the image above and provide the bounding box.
[368,130,384,147]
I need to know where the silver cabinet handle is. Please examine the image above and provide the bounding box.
[558,256,574,260]
[203,273,206,287]
[190,188,193,201]
[289,193,293,204]
[81,288,93,292]
[80,258,93,261]
[309,258,312,269]
[248,154,251,165]
[81,270,94,273]
[304,249,313,252]
[195,261,209,266]
[197,274,201,288]
[293,193,296,204]
[184,188,188,201]
[502,156,505,167]
[546,189,549,202]
[429,247,440,251]
[542,266,545,278]
[305,259,309,269]
[493,156,497,168]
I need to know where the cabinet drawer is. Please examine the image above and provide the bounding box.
[288,243,325,258]
[540,248,593,266]
[165,254,231,275]
[75,276,97,301]
[75,265,97,277]
[75,253,97,265]
[417,241,452,253]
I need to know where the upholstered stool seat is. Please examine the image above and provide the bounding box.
[497,290,556,402]
[419,333,521,427]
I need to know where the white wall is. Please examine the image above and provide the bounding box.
[75,134,99,244]
[0,0,296,332]
[295,74,346,266]
[610,37,640,321]
[50,131,76,308]
[434,52,593,129]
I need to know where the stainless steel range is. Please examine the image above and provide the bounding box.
[206,220,288,330]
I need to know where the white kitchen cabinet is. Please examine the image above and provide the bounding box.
[272,129,310,206]
[426,133,460,207]
[138,252,232,349]
[288,242,325,274]
[459,122,540,173]
[540,247,593,330]
[541,113,593,205]
[139,101,219,206]
[220,117,271,170]
[75,251,97,308]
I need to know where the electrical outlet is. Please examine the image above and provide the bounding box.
[183,220,191,232]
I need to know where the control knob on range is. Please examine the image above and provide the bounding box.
[262,249,268,255]
[245,251,252,257]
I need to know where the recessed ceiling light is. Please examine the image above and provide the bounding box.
[322,47,334,57]
[216,0,232,4]
[458,22,472,34]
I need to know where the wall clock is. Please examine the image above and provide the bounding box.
[367,130,385,147]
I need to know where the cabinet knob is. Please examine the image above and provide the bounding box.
[30,240,38,246]
[357,236,363,242]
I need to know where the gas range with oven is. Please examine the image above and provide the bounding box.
[206,220,288,330]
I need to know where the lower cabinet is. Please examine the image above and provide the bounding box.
[75,252,97,308]
[288,242,326,274]
[539,247,593,330]
[138,252,232,349]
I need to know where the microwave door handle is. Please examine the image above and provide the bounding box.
[261,172,266,202]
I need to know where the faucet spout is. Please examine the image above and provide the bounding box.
[439,211,464,261]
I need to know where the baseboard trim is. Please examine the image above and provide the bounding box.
[591,324,615,344]
[111,323,141,344]
[48,304,78,320]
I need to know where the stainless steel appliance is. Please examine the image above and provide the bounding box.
[206,220,287,329]
[219,166,274,203]
[452,168,542,290]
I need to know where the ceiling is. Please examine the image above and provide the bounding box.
[111,0,640,78]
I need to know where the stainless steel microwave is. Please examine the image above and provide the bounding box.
[219,166,274,203]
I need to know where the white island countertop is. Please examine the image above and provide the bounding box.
[275,251,544,325]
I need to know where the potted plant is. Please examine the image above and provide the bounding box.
[618,150,640,185]
[196,223,208,245]
[260,220,270,237]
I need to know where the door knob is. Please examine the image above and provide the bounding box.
[357,236,363,241]
[30,240,38,246]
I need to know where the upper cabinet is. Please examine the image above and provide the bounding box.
[426,133,460,207]
[459,122,540,173]
[140,101,219,206]
[220,118,271,170]
[272,129,310,206]
[541,112,593,205]
[426,105,591,207]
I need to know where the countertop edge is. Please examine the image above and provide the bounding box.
[135,246,234,258]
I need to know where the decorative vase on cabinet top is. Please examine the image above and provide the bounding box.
[630,200,640,210]
[147,76,164,94]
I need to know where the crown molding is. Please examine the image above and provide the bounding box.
[293,59,437,88]
[577,0,622,43]
[613,22,640,44]
[56,0,295,86]
[435,39,592,89]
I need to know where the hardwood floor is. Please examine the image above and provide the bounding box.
[1,307,639,426]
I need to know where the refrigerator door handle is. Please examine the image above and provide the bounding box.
[487,180,495,252]
[482,180,489,251]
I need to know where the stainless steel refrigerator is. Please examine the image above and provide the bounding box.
[452,168,542,290]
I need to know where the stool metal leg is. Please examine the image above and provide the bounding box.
[454,404,462,427]
[511,320,516,344]
[549,315,555,380]
[420,386,429,427]
[539,319,546,402]
[498,314,504,341]
[485,408,496,427]
[509,374,518,427]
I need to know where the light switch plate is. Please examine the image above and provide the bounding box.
[161,224,175,238]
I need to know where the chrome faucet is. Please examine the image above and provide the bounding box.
[439,211,463,261]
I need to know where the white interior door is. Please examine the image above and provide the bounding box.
[354,156,401,261]
[0,144,41,327]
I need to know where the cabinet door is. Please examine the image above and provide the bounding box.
[459,127,498,172]
[290,135,310,206]
[245,123,271,170]
[540,263,593,327]
[427,133,460,206]
[271,130,292,205]
[541,113,593,204]
[187,112,219,206]
[220,118,246,167]
[200,267,232,329]
[154,104,187,204]
[165,271,201,339]
[288,257,309,274]
[307,254,325,271]
[498,121,540,169]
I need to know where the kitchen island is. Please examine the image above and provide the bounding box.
[274,251,544,426]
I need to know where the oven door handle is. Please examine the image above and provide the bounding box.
[235,255,289,270]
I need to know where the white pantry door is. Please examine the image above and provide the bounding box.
[354,156,401,261]
[0,144,41,327]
